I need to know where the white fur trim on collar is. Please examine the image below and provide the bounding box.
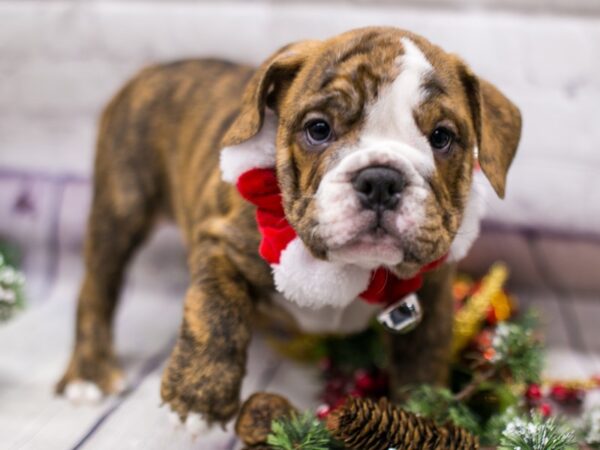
[272,237,372,309]
[220,112,277,183]
[271,292,382,334]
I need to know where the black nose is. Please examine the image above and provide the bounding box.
[352,167,405,211]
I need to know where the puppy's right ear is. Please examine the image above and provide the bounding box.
[221,40,320,147]
[458,62,522,199]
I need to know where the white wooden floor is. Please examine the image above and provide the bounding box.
[1,173,599,450]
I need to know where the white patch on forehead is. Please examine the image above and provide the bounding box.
[360,37,434,176]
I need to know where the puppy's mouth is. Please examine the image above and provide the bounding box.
[327,214,406,269]
[315,148,432,269]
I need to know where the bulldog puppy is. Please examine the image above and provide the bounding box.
[56,27,521,431]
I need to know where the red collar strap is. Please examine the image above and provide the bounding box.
[236,168,446,307]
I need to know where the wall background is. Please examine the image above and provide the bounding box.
[2,4,600,448]
[2,0,600,235]
[1,0,600,290]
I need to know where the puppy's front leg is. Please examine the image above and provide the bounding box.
[386,263,456,400]
[161,240,253,426]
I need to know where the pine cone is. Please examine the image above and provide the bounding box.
[235,392,296,446]
[326,397,479,450]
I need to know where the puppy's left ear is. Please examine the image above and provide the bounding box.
[460,64,522,198]
[222,40,320,147]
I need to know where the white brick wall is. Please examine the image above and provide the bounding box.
[1,1,599,235]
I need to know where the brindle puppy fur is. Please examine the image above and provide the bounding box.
[57,27,521,424]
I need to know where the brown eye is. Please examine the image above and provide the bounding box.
[304,119,332,146]
[429,127,454,153]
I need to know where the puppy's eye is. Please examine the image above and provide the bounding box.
[429,127,454,153]
[304,119,333,146]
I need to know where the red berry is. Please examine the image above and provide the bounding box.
[486,307,498,326]
[475,330,493,349]
[316,404,331,420]
[348,388,363,398]
[326,377,346,394]
[354,370,376,393]
[550,384,570,403]
[525,383,542,401]
[572,388,586,404]
[539,402,553,417]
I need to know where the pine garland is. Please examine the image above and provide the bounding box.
[326,397,479,450]
[499,412,577,450]
[0,247,25,321]
[267,411,332,450]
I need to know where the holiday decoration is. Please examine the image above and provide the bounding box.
[248,264,600,449]
[236,392,338,450]
[451,263,510,358]
[498,412,577,450]
[235,393,480,450]
[0,243,25,321]
[267,411,333,450]
[326,396,479,450]
[579,406,600,448]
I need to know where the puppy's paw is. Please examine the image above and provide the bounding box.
[64,380,104,405]
[61,375,126,405]
[185,413,212,435]
[160,356,242,429]
[165,407,213,436]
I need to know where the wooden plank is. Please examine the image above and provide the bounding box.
[515,289,572,349]
[81,335,281,450]
[261,359,322,413]
[460,231,546,289]
[570,296,600,371]
[0,223,188,450]
[0,253,114,450]
[534,237,600,298]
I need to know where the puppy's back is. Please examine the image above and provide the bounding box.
[94,59,255,227]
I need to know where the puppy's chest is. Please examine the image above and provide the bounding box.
[268,292,382,334]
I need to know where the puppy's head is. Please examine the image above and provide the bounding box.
[223,27,521,276]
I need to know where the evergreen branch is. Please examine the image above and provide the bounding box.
[267,411,331,450]
[454,367,497,402]
[404,385,481,435]
[499,412,578,450]
[0,248,26,322]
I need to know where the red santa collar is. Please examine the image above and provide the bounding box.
[236,167,446,306]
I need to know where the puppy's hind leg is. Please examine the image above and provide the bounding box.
[56,101,160,403]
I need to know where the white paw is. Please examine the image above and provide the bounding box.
[64,380,103,405]
[165,407,212,436]
[185,413,211,435]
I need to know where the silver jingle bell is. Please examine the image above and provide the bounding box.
[377,293,423,334]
